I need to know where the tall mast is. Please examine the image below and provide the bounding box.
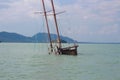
[50,0,61,48]
[41,0,53,49]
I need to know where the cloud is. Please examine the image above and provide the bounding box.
[0,0,57,22]
[1,0,119,24]
[0,0,15,10]
[0,3,10,9]
[0,0,120,42]
[52,0,120,41]
[0,0,38,22]
[59,1,119,28]
[97,24,119,35]
[0,0,14,3]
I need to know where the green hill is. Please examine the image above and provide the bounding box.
[0,31,77,43]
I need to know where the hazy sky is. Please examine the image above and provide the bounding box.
[0,0,120,42]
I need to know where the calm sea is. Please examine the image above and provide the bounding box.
[0,43,120,80]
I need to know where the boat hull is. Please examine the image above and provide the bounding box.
[58,45,78,56]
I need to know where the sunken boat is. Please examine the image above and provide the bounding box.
[40,0,78,55]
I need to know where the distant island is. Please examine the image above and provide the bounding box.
[0,31,120,44]
[0,31,78,43]
[79,42,120,44]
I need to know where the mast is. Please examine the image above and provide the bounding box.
[41,0,53,50]
[50,0,61,48]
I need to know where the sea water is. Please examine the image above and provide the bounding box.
[0,43,120,80]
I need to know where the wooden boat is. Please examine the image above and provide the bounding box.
[58,45,78,55]
[41,0,78,55]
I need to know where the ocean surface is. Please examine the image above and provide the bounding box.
[0,43,120,80]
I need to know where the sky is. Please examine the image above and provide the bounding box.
[0,0,120,42]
